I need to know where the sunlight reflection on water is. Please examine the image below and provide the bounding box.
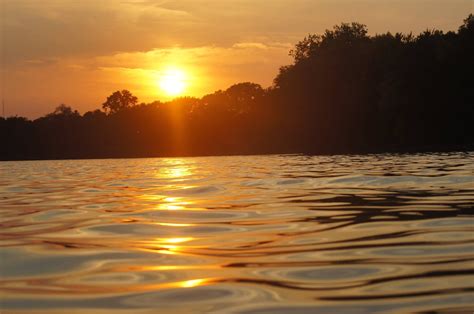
[0,153,473,313]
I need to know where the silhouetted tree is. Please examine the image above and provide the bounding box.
[83,109,106,120]
[46,104,80,118]
[102,90,138,114]
[225,82,264,114]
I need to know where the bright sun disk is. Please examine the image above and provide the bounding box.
[159,68,187,97]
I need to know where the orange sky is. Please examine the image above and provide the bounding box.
[1,0,472,118]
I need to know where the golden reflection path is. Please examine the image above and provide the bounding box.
[1,279,216,295]
[138,159,208,277]
[1,154,473,312]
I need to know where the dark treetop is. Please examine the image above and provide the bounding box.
[2,16,473,160]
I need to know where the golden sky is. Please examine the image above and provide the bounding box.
[0,0,471,118]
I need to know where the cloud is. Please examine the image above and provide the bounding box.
[233,42,268,50]
[23,58,59,67]
[3,0,470,67]
[2,0,201,66]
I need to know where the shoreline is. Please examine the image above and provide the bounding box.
[2,143,473,162]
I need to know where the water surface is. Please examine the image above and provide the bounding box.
[1,153,473,313]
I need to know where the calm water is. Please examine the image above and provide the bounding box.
[1,153,473,313]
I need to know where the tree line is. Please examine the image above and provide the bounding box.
[1,15,473,160]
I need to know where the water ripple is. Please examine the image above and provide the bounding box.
[1,152,473,313]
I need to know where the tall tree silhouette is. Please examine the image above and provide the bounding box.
[102,90,138,114]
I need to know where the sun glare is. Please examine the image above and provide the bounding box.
[159,68,187,97]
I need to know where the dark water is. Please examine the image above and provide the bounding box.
[1,153,473,313]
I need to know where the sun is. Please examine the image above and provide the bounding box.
[159,68,187,97]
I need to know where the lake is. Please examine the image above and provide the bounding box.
[1,153,473,313]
